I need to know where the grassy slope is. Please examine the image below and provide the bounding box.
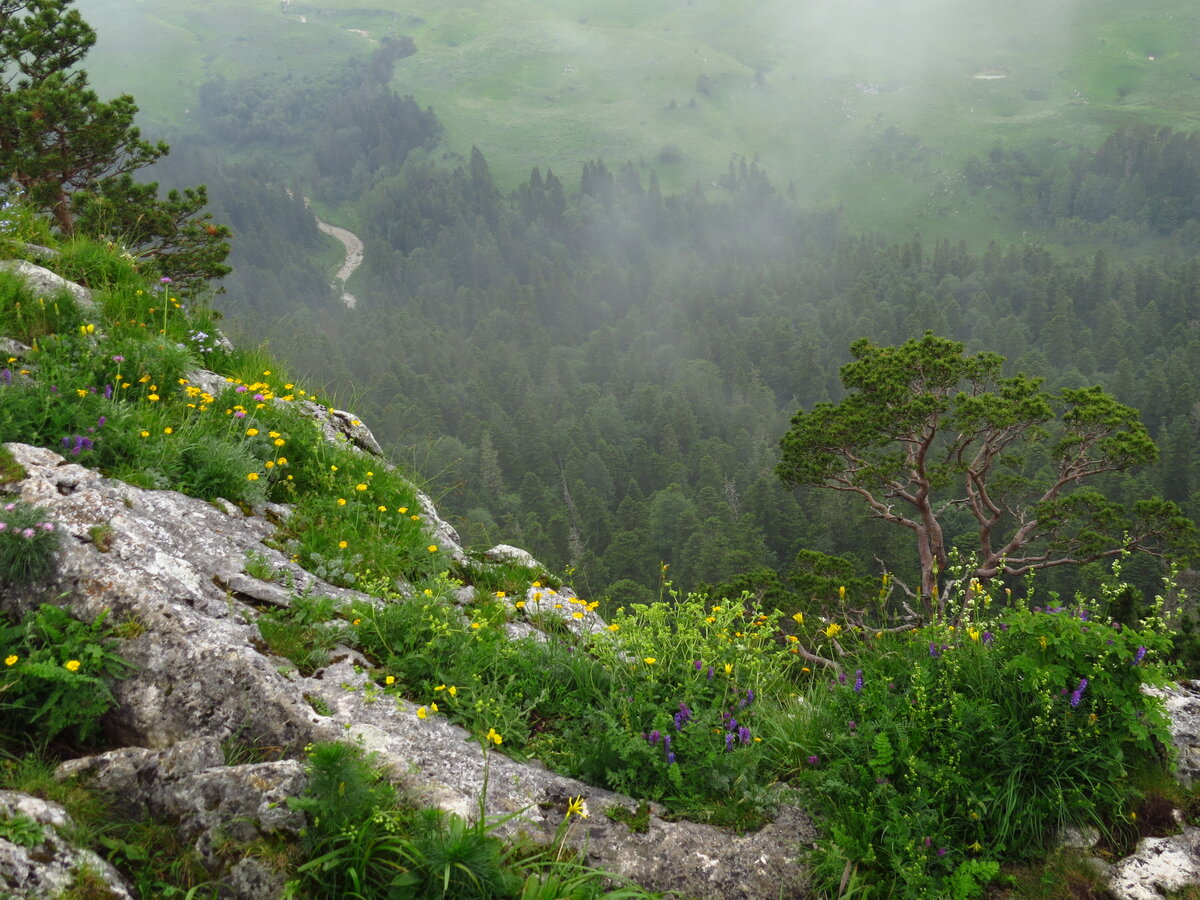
[75,0,1200,246]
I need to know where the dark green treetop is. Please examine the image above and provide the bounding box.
[777,332,1193,615]
[0,0,229,287]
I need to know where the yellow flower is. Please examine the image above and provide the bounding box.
[608,623,619,632]
[417,706,428,720]
[139,430,149,438]
[486,728,502,746]
[330,465,338,472]
[566,795,590,819]
[968,627,981,642]
[495,591,506,598]
[706,616,716,623]
[385,675,395,685]
[515,601,525,609]
[724,663,733,676]
[572,612,584,619]
[352,619,361,625]
[277,457,287,465]
[838,585,846,599]
[274,438,285,447]
[448,686,457,697]
[246,473,259,481]
[471,622,482,630]
[355,483,367,491]
[246,428,259,436]
[430,702,438,713]
[75,388,88,398]
[138,374,150,383]
[398,507,408,514]
[967,841,983,853]
[377,506,387,512]
[824,622,842,639]
[801,667,811,673]
[337,498,347,506]
[532,581,542,588]
[427,545,437,553]
[147,393,160,402]
[410,515,420,521]
[435,684,446,692]
[792,612,804,625]
[64,660,81,672]
[1038,635,1048,650]
[4,655,16,666]
[164,427,173,434]
[643,657,656,665]
[338,541,348,549]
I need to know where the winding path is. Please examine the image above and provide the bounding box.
[315,217,363,309]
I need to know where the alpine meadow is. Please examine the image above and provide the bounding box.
[2,0,1200,897]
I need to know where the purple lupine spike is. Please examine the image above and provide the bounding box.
[648,730,660,745]
[929,643,940,658]
[1069,677,1088,708]
[666,752,676,764]
[725,733,734,751]
[738,726,751,745]
[854,670,863,694]
[1134,646,1147,665]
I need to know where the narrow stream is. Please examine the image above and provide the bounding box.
[314,217,363,309]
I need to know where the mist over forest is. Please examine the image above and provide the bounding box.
[71,0,1200,609]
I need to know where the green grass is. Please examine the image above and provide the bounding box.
[78,0,1200,220]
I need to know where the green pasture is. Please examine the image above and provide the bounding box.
[74,0,1200,242]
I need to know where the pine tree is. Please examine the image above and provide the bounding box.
[0,0,166,233]
[0,0,230,287]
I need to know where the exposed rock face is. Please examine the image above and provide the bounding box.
[0,260,93,308]
[0,791,132,899]
[1149,680,1200,786]
[2,441,812,899]
[1109,826,1200,900]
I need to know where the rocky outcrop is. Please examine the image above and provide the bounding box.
[0,791,131,899]
[2,441,812,899]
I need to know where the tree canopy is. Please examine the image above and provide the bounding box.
[0,0,229,286]
[777,333,1194,613]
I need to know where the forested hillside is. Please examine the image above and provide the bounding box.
[69,1,1200,612]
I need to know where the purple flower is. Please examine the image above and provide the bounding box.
[1070,677,1088,708]
[848,720,857,731]
[674,702,693,731]
[104,383,113,400]
[746,689,755,703]
[648,730,660,745]
[1,369,10,386]
[97,415,106,427]
[40,523,53,532]
[666,752,676,764]
[707,666,714,681]
[160,277,172,284]
[0,523,6,532]
[21,528,35,538]
[807,755,819,765]
[738,726,751,745]
[999,623,1009,632]
[1133,646,1147,665]
[937,848,947,857]
[694,660,703,671]
[923,837,932,847]
[725,733,734,751]
[929,642,940,658]
[853,670,863,694]
[838,672,847,685]
[235,385,248,393]
[982,631,994,644]
[253,393,264,402]
[111,355,125,363]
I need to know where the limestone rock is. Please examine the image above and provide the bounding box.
[483,543,543,569]
[0,791,132,899]
[0,259,94,308]
[1145,680,1200,787]
[1,440,813,899]
[1109,826,1200,900]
